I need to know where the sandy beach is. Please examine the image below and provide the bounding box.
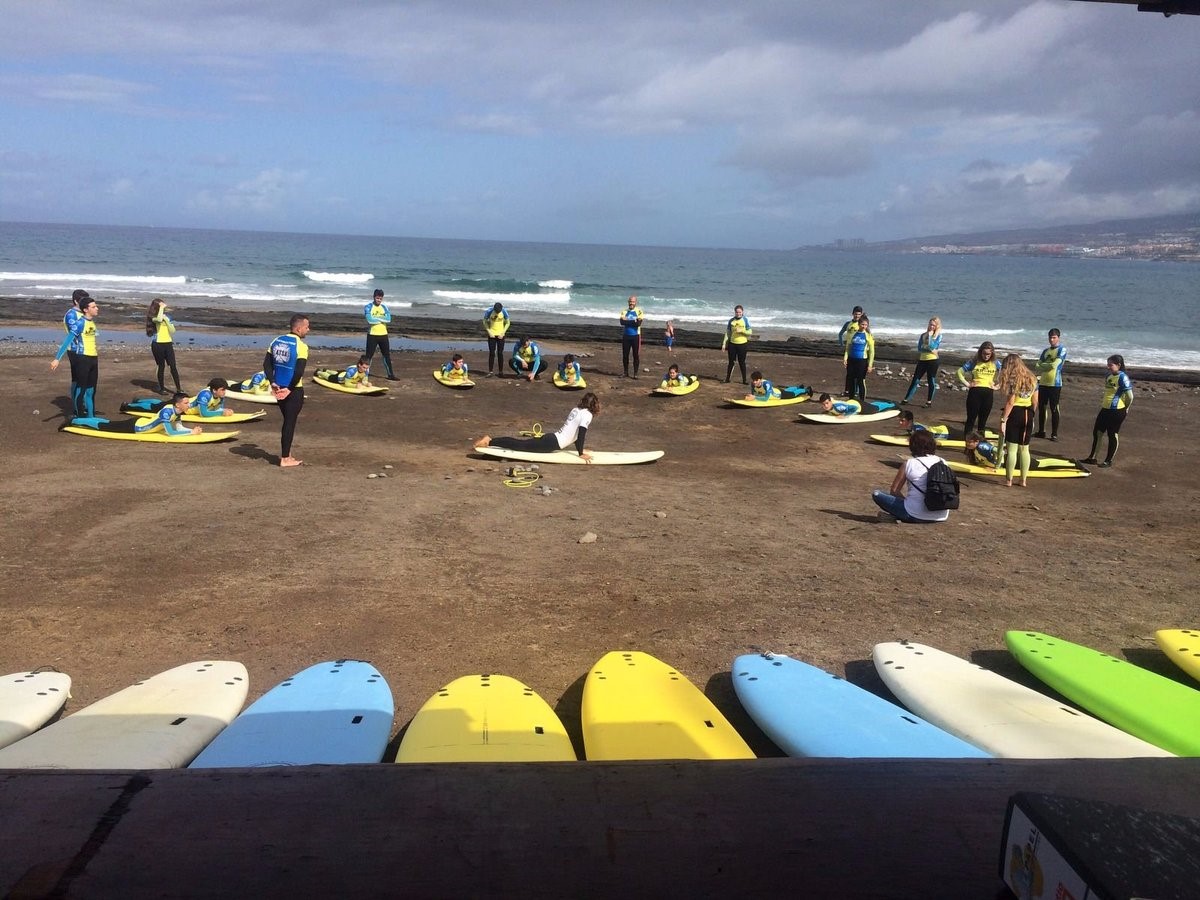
[2,305,1197,757]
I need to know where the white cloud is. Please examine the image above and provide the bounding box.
[191,168,307,213]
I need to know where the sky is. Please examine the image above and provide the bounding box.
[1,1,1197,250]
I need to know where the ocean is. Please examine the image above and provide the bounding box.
[2,221,1198,370]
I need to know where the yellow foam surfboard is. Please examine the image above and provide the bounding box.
[433,369,475,389]
[582,651,755,760]
[396,674,575,762]
[945,458,1089,478]
[313,374,389,396]
[552,371,586,390]
[62,422,240,443]
[651,376,699,396]
[1155,629,1200,684]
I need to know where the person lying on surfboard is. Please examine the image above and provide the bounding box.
[234,371,271,394]
[317,357,372,388]
[474,392,600,464]
[134,392,201,437]
[440,354,470,381]
[896,410,948,435]
[659,364,694,389]
[818,393,861,416]
[963,432,999,469]
[188,378,236,418]
[557,354,582,385]
[743,370,781,402]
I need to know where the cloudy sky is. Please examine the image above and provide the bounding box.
[1,1,1197,249]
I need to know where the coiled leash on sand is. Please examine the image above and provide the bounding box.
[517,423,543,437]
[502,466,541,488]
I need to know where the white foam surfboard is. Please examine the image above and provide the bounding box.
[0,661,248,769]
[476,447,663,465]
[872,641,1173,759]
[0,670,72,750]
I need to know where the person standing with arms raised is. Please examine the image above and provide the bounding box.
[722,304,752,384]
[264,314,310,468]
[363,289,395,380]
[483,301,511,377]
[51,293,100,421]
[146,298,183,395]
[1033,328,1067,441]
[620,295,644,378]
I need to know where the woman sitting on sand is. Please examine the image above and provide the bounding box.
[474,392,600,463]
[871,429,951,524]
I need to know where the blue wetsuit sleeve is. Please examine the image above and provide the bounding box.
[54,332,74,361]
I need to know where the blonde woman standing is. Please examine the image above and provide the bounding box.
[902,316,942,407]
[996,354,1039,487]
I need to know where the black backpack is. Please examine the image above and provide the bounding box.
[914,459,960,511]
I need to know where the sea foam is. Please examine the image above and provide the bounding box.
[303,271,374,285]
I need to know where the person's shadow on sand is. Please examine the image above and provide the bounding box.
[819,508,881,524]
[230,444,275,464]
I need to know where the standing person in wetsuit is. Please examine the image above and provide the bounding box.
[722,304,752,384]
[620,295,644,378]
[51,294,100,420]
[839,305,864,397]
[902,316,942,407]
[843,315,875,405]
[264,314,310,468]
[1082,354,1134,469]
[996,354,1039,488]
[474,392,601,463]
[957,341,1001,437]
[60,289,87,408]
[363,289,395,380]
[146,298,183,394]
[1033,328,1067,441]
[483,302,511,377]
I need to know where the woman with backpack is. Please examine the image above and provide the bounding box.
[871,429,953,523]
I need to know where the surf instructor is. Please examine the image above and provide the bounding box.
[264,314,310,468]
[364,289,395,380]
[620,295,643,378]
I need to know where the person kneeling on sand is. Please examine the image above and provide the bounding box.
[474,392,600,464]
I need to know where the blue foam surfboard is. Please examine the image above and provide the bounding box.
[732,652,990,758]
[189,660,394,767]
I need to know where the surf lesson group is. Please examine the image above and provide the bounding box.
[47,285,1136,503]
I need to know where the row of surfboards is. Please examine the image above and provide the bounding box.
[2,630,1197,768]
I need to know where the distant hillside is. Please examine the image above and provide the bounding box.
[867,212,1200,250]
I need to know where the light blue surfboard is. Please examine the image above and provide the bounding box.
[732,653,990,758]
[189,660,394,767]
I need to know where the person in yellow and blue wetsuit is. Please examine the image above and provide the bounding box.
[744,370,781,402]
[363,289,395,379]
[997,354,1039,487]
[188,378,236,418]
[957,341,1001,437]
[838,305,864,396]
[817,393,861,416]
[557,354,581,385]
[510,336,548,381]
[51,294,100,420]
[963,432,999,468]
[441,353,470,381]
[660,363,694,389]
[60,289,87,410]
[235,371,271,394]
[315,356,372,388]
[842,315,875,404]
[902,316,942,407]
[264,314,310,468]
[1033,328,1067,441]
[620,295,644,378]
[135,392,200,437]
[483,302,511,377]
[722,305,752,384]
[146,298,183,394]
[896,410,948,436]
[1082,354,1134,469]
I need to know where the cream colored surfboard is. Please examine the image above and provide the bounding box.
[0,661,248,769]
[0,670,72,750]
